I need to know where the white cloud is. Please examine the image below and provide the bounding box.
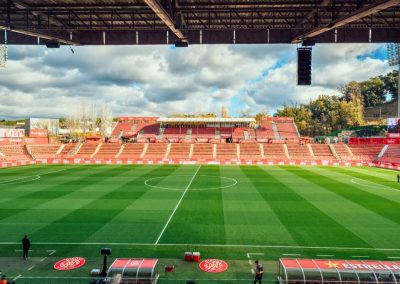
[0,43,392,119]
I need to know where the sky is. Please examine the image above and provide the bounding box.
[0,42,394,119]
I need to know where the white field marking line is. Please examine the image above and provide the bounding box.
[46,249,56,255]
[2,242,400,252]
[15,250,33,252]
[251,268,255,275]
[282,253,301,256]
[27,265,35,271]
[144,174,237,191]
[388,256,400,259]
[0,175,40,185]
[0,168,67,185]
[350,178,399,192]
[13,275,22,281]
[316,254,334,257]
[154,165,201,245]
[40,257,47,262]
[352,255,369,258]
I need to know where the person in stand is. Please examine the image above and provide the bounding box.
[22,235,31,260]
[254,260,264,284]
[0,275,7,284]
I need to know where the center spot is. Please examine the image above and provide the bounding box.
[144,175,237,191]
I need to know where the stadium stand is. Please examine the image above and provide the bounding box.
[73,143,99,158]
[93,143,121,159]
[378,145,400,164]
[263,144,287,159]
[29,145,61,159]
[240,143,262,160]
[167,143,191,159]
[0,145,32,160]
[332,144,353,160]
[276,121,299,139]
[118,143,145,159]
[52,143,76,158]
[192,128,216,138]
[286,143,314,160]
[348,144,385,161]
[255,126,275,140]
[192,143,214,160]
[311,144,337,161]
[216,144,238,160]
[163,128,186,139]
[112,121,135,137]
[143,143,168,159]
[137,123,160,140]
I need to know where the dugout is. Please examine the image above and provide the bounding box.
[106,258,159,284]
[278,258,400,284]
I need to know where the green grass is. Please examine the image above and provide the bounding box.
[1,164,400,283]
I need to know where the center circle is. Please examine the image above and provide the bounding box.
[144,175,237,191]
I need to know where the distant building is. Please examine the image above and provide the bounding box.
[25,118,59,135]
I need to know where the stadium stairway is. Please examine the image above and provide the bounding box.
[259,143,265,158]
[115,144,125,158]
[140,144,149,158]
[307,144,316,159]
[328,144,341,160]
[90,143,103,158]
[272,123,280,139]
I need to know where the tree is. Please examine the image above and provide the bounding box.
[380,70,399,102]
[360,77,386,107]
[220,106,229,118]
[339,81,361,102]
[99,104,113,137]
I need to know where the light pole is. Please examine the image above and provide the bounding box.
[387,43,400,117]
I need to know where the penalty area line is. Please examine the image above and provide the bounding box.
[154,165,201,245]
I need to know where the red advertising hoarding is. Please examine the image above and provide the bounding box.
[29,129,48,138]
[0,128,25,138]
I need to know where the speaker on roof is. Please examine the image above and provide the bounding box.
[45,41,60,48]
[297,47,312,86]
[175,40,188,47]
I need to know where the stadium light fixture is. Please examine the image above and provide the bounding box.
[387,43,400,117]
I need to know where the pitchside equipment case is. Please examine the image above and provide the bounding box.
[106,258,159,284]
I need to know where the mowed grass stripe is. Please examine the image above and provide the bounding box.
[82,165,193,244]
[324,166,400,191]
[295,166,400,224]
[0,165,143,243]
[242,166,370,248]
[29,165,181,243]
[313,167,400,205]
[221,166,298,246]
[344,166,400,181]
[273,166,398,249]
[0,165,111,222]
[158,166,227,244]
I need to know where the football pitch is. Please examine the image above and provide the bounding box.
[1,164,400,283]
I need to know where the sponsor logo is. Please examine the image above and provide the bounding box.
[199,259,228,273]
[54,257,86,271]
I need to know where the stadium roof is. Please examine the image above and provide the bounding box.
[158,117,256,123]
[0,0,399,45]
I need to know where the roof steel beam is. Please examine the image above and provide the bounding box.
[293,0,400,43]
[143,0,186,40]
[0,25,79,45]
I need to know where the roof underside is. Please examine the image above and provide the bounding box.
[0,0,399,45]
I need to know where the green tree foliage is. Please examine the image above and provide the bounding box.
[276,95,364,136]
[380,70,399,101]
